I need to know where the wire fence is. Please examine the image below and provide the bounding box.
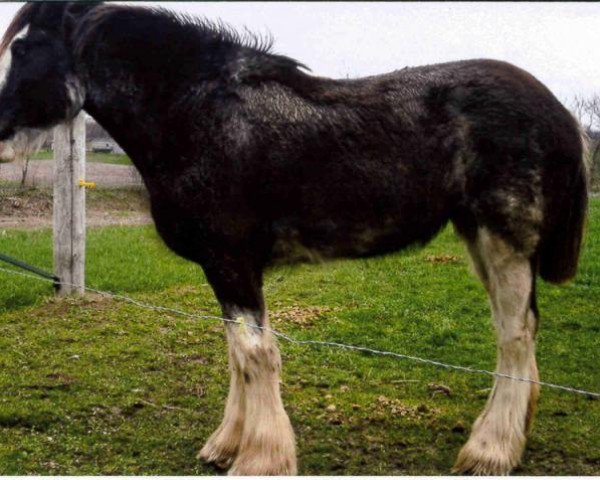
[0,264,598,400]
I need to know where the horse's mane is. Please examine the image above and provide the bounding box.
[74,4,275,55]
[73,4,309,83]
[152,8,277,56]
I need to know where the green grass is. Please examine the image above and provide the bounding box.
[31,150,132,166]
[0,202,598,474]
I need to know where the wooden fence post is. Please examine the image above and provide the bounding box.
[53,113,86,295]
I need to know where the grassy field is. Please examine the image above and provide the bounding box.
[0,202,597,474]
[31,150,131,166]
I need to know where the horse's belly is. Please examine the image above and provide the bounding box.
[270,211,451,264]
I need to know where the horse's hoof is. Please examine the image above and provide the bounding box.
[453,441,518,476]
[198,440,237,470]
[227,454,297,476]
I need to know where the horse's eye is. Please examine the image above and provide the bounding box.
[12,42,26,59]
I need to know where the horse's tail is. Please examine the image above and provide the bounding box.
[538,121,590,284]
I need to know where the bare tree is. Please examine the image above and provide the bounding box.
[8,129,49,188]
[571,94,600,186]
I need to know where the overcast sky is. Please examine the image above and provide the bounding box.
[0,2,598,107]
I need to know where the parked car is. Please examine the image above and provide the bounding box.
[90,140,117,153]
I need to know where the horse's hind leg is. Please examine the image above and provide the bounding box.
[198,258,296,475]
[454,227,539,475]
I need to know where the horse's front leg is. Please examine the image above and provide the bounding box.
[198,262,297,475]
[224,308,296,475]
[197,338,246,469]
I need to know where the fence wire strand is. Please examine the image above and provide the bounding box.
[1,264,599,399]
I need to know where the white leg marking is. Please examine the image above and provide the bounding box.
[455,228,539,475]
[225,309,297,476]
[198,341,246,469]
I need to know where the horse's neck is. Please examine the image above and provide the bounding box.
[81,64,202,177]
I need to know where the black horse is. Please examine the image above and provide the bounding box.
[0,3,588,475]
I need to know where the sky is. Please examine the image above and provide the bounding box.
[0,2,598,107]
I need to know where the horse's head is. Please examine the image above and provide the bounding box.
[0,3,95,141]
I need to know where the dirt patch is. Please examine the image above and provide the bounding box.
[271,305,338,327]
[28,293,119,320]
[0,187,152,229]
[425,254,462,264]
[372,395,441,419]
